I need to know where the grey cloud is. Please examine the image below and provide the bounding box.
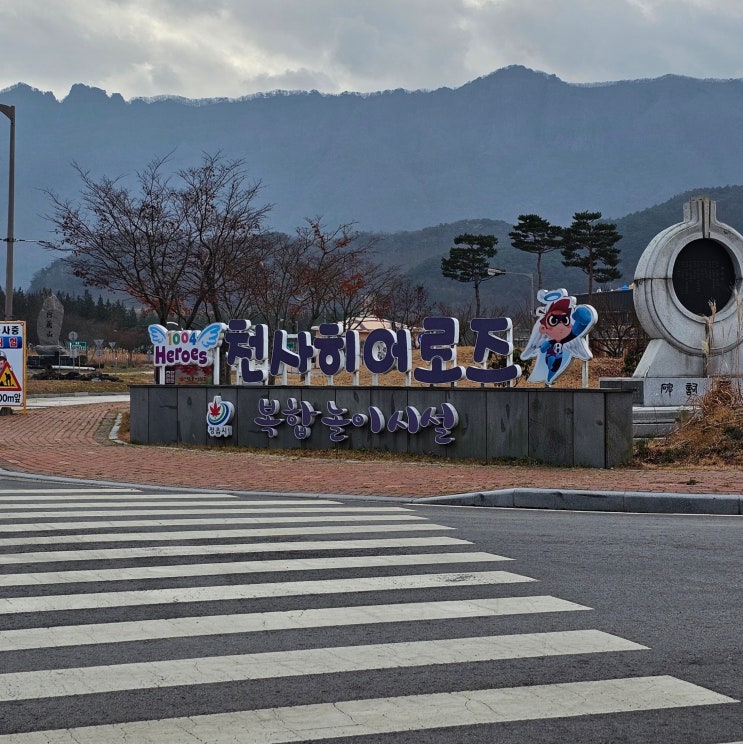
[465,0,743,83]
[3,0,743,100]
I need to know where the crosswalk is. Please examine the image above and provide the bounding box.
[0,486,736,741]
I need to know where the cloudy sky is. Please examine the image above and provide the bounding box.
[2,0,743,100]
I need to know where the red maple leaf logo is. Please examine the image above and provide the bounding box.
[209,401,222,417]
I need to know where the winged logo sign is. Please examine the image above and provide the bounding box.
[148,323,227,384]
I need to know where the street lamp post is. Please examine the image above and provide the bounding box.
[487,268,535,317]
[0,104,15,320]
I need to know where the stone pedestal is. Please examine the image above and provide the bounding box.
[600,374,708,406]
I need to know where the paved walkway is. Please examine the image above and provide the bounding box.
[0,396,741,502]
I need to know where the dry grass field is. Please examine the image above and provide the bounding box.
[637,380,743,466]
[26,366,150,395]
[25,349,624,395]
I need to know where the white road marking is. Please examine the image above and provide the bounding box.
[0,514,424,532]
[0,522,453,547]
[0,676,733,742]
[0,552,509,586]
[0,570,536,614]
[0,630,646,701]
[0,489,141,495]
[0,495,338,503]
[0,506,410,518]
[0,536,472,564]
[0,596,589,651]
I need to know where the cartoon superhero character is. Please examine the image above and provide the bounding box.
[521,289,598,385]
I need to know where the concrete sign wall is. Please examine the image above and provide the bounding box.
[130,385,633,469]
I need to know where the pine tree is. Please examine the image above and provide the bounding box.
[560,211,622,296]
[440,233,497,317]
[508,214,562,290]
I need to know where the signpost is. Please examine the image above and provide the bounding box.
[93,339,105,370]
[0,321,26,412]
[67,332,87,368]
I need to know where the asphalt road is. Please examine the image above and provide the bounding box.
[0,475,739,743]
[410,504,743,743]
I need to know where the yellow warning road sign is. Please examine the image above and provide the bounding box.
[0,360,22,391]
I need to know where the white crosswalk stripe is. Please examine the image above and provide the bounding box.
[0,486,736,741]
[0,535,472,563]
[0,506,410,517]
[0,570,536,614]
[0,551,511,586]
[0,489,340,509]
[0,513,425,532]
[0,488,140,495]
[0,522,453,547]
[0,596,589,651]
[0,630,647,701]
[0,677,734,743]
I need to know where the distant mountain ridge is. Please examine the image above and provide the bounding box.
[4,66,743,287]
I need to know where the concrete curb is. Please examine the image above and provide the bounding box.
[0,469,741,514]
[411,488,743,514]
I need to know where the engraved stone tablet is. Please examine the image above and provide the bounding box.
[671,238,735,316]
[36,291,64,348]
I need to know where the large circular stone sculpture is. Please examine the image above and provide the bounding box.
[633,196,743,403]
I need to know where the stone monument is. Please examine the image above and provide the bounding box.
[35,290,66,358]
[632,196,743,405]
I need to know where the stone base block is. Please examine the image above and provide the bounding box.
[632,405,693,438]
[599,377,644,404]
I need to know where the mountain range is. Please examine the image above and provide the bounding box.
[3,65,743,291]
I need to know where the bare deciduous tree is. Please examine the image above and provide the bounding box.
[44,156,190,325]
[45,158,411,343]
[380,281,432,333]
[176,153,270,326]
[44,153,271,327]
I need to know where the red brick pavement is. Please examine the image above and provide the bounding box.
[0,402,741,497]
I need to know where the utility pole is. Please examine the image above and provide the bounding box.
[0,104,15,320]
